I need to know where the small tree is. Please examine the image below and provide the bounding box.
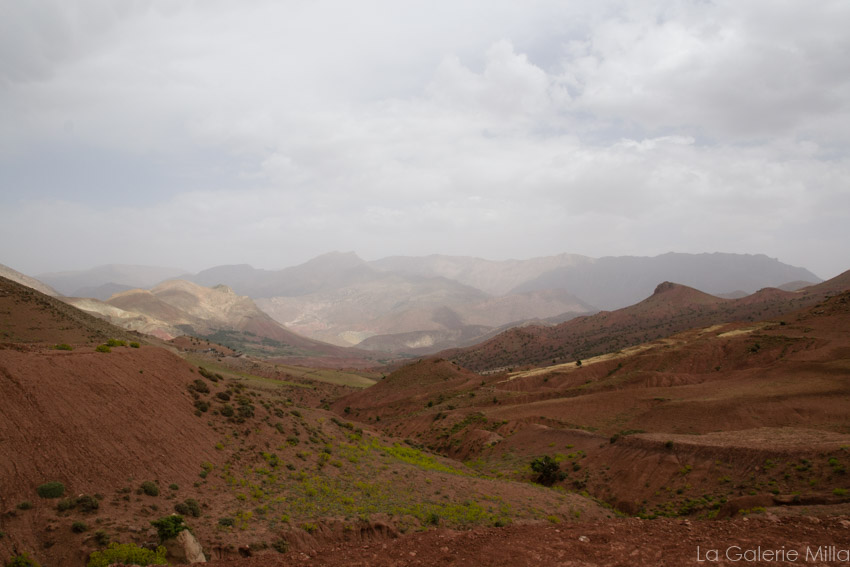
[150,515,189,543]
[530,455,565,486]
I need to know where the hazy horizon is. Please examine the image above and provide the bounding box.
[2,2,849,279]
[12,249,826,284]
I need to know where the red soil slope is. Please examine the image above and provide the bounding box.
[0,345,221,564]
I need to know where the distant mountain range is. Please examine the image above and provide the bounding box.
[62,279,386,368]
[7,251,822,354]
[438,269,850,373]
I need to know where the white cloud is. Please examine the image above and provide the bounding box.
[1,0,849,280]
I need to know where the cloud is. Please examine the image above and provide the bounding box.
[1,0,849,280]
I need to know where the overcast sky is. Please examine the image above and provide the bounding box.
[1,1,849,279]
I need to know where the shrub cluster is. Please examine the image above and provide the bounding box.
[5,553,40,567]
[57,494,99,513]
[86,543,166,567]
[36,482,65,499]
[174,498,201,517]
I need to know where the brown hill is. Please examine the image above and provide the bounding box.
[0,264,61,297]
[336,288,850,519]
[440,271,850,373]
[0,276,139,345]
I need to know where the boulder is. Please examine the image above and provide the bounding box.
[164,529,206,563]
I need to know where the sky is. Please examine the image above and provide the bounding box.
[1,1,849,279]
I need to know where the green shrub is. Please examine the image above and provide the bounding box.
[140,481,159,497]
[17,501,33,510]
[55,344,73,351]
[106,339,126,347]
[301,522,317,534]
[36,482,65,499]
[168,483,179,491]
[218,517,234,527]
[5,553,40,567]
[174,499,201,517]
[129,342,141,348]
[71,521,87,533]
[216,391,231,401]
[95,344,111,353]
[189,379,210,394]
[93,530,110,546]
[272,538,289,553]
[220,404,234,417]
[530,455,566,486]
[86,543,167,567]
[57,498,76,512]
[76,494,99,512]
[150,515,189,542]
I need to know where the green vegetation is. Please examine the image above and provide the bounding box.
[36,482,65,499]
[16,501,32,510]
[151,515,190,542]
[87,543,167,567]
[530,455,565,486]
[130,341,141,348]
[95,344,111,353]
[5,553,40,567]
[174,498,201,517]
[71,521,87,533]
[106,339,127,347]
[57,494,100,513]
[93,530,110,546]
[55,495,98,514]
[189,379,210,394]
[140,481,159,497]
[54,343,73,351]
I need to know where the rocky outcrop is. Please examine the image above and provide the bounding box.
[164,529,206,563]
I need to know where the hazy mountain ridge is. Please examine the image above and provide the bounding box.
[64,278,387,367]
[37,264,187,297]
[10,251,823,354]
[440,270,850,372]
[0,263,62,297]
[513,252,821,310]
[369,253,593,296]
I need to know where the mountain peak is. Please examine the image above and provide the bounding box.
[653,281,679,295]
